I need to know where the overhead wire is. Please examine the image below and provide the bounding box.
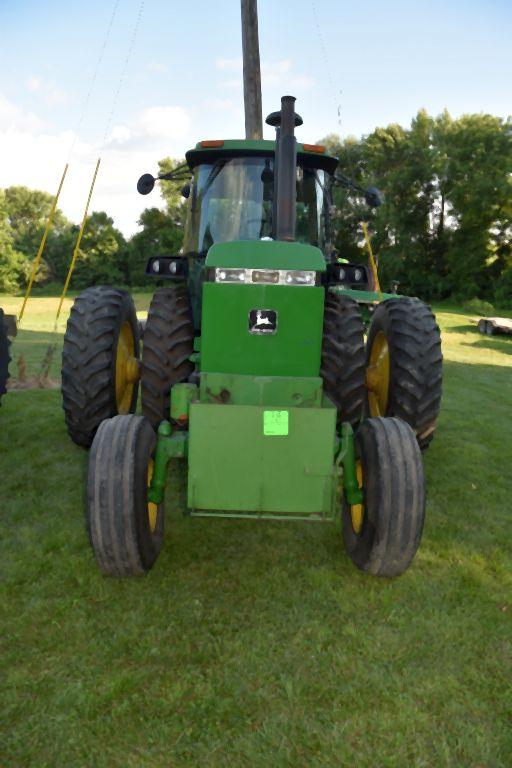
[18,0,121,328]
[311,0,342,131]
[37,0,146,379]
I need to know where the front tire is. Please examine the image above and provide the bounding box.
[87,415,164,576]
[343,417,425,577]
[61,286,140,447]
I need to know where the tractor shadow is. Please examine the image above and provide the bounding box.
[461,337,512,355]
[447,323,480,335]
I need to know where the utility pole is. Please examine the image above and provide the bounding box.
[241,0,263,139]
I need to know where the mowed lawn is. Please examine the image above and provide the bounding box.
[0,293,511,767]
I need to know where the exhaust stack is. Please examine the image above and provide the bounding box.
[266,96,303,242]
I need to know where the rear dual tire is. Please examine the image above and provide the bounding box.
[141,287,195,430]
[0,309,10,407]
[61,287,140,448]
[321,292,366,427]
[365,298,442,450]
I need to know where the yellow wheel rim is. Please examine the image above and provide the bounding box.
[365,330,390,417]
[147,458,158,534]
[115,321,139,413]
[350,460,364,535]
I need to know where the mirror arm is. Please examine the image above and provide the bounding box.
[157,163,191,182]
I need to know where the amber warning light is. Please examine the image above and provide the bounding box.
[302,144,326,154]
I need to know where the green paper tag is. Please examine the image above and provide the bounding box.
[263,410,289,436]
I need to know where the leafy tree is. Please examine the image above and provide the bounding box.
[126,207,185,286]
[157,157,189,229]
[4,186,72,285]
[67,212,128,289]
[435,113,512,299]
[0,190,28,292]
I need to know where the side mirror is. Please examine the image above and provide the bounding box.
[364,186,383,208]
[181,183,191,199]
[137,173,155,195]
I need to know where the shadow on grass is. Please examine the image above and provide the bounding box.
[447,323,480,335]
[461,337,512,355]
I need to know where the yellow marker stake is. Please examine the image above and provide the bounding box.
[362,221,381,293]
[18,163,69,322]
[55,158,101,324]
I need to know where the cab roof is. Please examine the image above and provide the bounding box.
[185,138,338,174]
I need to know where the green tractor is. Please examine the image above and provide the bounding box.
[61,96,442,577]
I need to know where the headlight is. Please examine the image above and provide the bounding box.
[216,268,246,283]
[214,268,317,286]
[284,270,316,285]
[252,269,280,284]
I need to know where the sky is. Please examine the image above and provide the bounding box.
[0,0,510,236]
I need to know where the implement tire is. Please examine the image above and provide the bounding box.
[342,417,425,577]
[87,415,164,576]
[0,309,10,407]
[61,286,140,448]
[321,291,366,427]
[141,287,194,430]
[365,297,442,450]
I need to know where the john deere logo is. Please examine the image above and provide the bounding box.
[249,309,277,335]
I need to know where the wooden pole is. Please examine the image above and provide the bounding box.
[241,0,263,140]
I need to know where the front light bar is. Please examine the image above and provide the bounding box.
[214,267,318,286]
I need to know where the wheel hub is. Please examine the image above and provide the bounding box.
[350,460,364,534]
[366,330,390,416]
[147,458,158,533]
[115,322,139,413]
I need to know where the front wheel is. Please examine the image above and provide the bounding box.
[342,417,425,577]
[87,415,164,576]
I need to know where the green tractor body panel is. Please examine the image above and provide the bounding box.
[184,237,337,515]
[201,283,324,376]
[187,398,337,516]
[200,239,326,377]
[199,372,323,408]
[205,240,326,270]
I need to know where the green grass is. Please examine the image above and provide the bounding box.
[0,293,152,380]
[1,295,511,767]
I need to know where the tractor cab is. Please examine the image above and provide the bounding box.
[183,139,337,255]
[180,140,338,329]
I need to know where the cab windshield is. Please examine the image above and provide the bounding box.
[184,156,329,254]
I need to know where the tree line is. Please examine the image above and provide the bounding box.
[0,111,510,307]
[325,110,511,307]
[0,157,183,294]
